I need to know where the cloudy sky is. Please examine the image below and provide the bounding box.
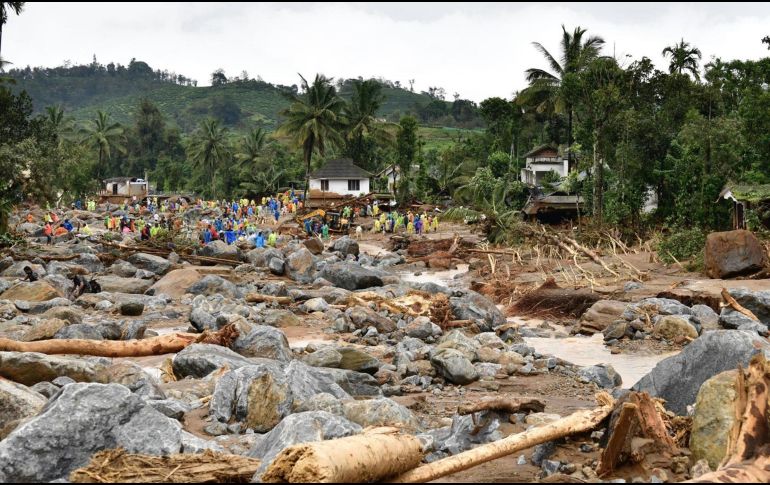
[4,2,770,102]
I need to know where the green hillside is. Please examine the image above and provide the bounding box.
[6,60,484,136]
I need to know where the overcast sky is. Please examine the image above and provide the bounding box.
[4,2,770,102]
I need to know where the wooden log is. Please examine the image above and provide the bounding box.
[0,324,238,357]
[69,448,261,483]
[244,293,293,305]
[562,235,620,277]
[596,402,639,477]
[457,397,545,416]
[391,393,615,483]
[261,428,424,483]
[721,288,759,322]
[629,393,675,449]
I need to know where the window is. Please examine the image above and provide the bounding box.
[347,179,360,191]
[320,180,329,191]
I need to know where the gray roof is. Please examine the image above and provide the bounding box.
[309,158,371,179]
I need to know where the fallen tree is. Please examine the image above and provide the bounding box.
[457,397,545,416]
[69,448,260,483]
[0,324,238,357]
[261,428,423,483]
[245,293,293,305]
[391,393,615,483]
[509,277,602,318]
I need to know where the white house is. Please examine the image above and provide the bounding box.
[309,158,371,196]
[100,177,149,198]
[520,145,569,186]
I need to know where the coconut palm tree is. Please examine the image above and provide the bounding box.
[662,39,702,80]
[519,25,605,148]
[79,111,125,181]
[277,74,345,204]
[343,79,395,168]
[236,127,268,171]
[0,2,24,62]
[187,118,231,199]
[45,105,74,144]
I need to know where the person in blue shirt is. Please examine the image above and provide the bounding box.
[62,219,74,232]
[273,208,280,223]
[225,229,236,245]
[203,227,212,244]
[215,218,223,232]
[304,218,312,235]
[255,231,265,248]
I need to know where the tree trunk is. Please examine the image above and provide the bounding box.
[304,150,312,206]
[592,131,603,224]
[392,393,615,483]
[568,107,574,163]
[262,428,424,483]
[0,324,238,357]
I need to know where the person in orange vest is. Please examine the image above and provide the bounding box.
[43,221,53,245]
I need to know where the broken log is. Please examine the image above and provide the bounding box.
[392,393,615,483]
[0,324,238,357]
[721,288,759,322]
[244,293,293,305]
[457,397,545,416]
[261,428,423,483]
[69,448,261,483]
[562,235,620,277]
[596,402,639,477]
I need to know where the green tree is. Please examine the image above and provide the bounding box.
[520,25,605,148]
[79,111,125,181]
[662,39,702,80]
[277,74,345,203]
[187,118,231,199]
[236,127,268,170]
[342,79,394,171]
[395,115,419,204]
[0,2,24,61]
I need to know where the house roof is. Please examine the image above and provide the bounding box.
[721,184,770,203]
[103,177,140,183]
[523,144,559,159]
[309,158,371,179]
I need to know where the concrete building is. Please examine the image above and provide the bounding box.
[309,158,371,197]
[520,145,569,186]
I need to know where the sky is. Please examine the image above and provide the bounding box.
[4,2,770,102]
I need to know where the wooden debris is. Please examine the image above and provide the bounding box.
[0,324,238,357]
[457,397,545,416]
[391,393,615,483]
[244,294,293,305]
[69,448,260,483]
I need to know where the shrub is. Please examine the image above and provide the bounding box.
[657,227,707,270]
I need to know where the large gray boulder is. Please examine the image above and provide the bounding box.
[320,262,383,291]
[342,397,420,430]
[0,379,46,436]
[345,305,397,333]
[247,411,361,481]
[95,276,153,295]
[231,323,293,362]
[128,252,171,275]
[704,230,767,279]
[431,348,479,385]
[210,363,292,432]
[0,351,110,386]
[724,288,770,325]
[449,290,506,330]
[577,364,622,389]
[187,275,240,299]
[172,344,262,379]
[632,330,770,414]
[286,248,315,283]
[200,240,241,263]
[73,253,104,274]
[332,236,359,257]
[0,383,182,482]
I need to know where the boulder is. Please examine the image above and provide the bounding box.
[623,298,693,320]
[578,300,629,335]
[449,290,506,330]
[210,364,291,432]
[431,348,479,385]
[2,261,46,278]
[719,308,758,329]
[128,252,171,275]
[320,262,383,291]
[336,347,380,374]
[96,276,153,295]
[0,383,182,482]
[632,330,770,415]
[284,360,351,404]
[172,344,260,379]
[95,362,165,400]
[187,275,240,299]
[1,281,61,302]
[690,370,740,469]
[150,269,202,299]
[41,306,83,325]
[119,301,145,316]
[704,230,767,279]
[0,351,110,386]
[17,296,72,315]
[577,364,622,389]
[332,236,360,257]
[247,411,361,481]
[73,253,104,274]
[724,288,770,324]
[654,315,699,340]
[268,258,285,275]
[603,321,631,341]
[0,379,46,437]
[303,238,324,255]
[342,397,419,430]
[691,304,720,331]
[55,323,103,340]
[111,261,139,278]
[286,248,315,282]
[302,347,343,368]
[345,305,397,333]
[231,322,293,362]
[303,297,329,313]
[436,330,481,361]
[262,309,301,328]
[405,316,434,340]
[311,367,382,397]
[200,240,241,263]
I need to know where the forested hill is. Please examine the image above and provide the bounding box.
[5,59,483,133]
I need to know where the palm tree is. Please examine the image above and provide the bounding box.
[188,118,231,199]
[662,39,702,80]
[519,25,605,149]
[79,111,125,181]
[45,105,74,144]
[277,74,345,204]
[236,127,268,171]
[0,2,24,62]
[343,79,395,168]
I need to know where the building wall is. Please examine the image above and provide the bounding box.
[520,160,569,185]
[309,178,370,196]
